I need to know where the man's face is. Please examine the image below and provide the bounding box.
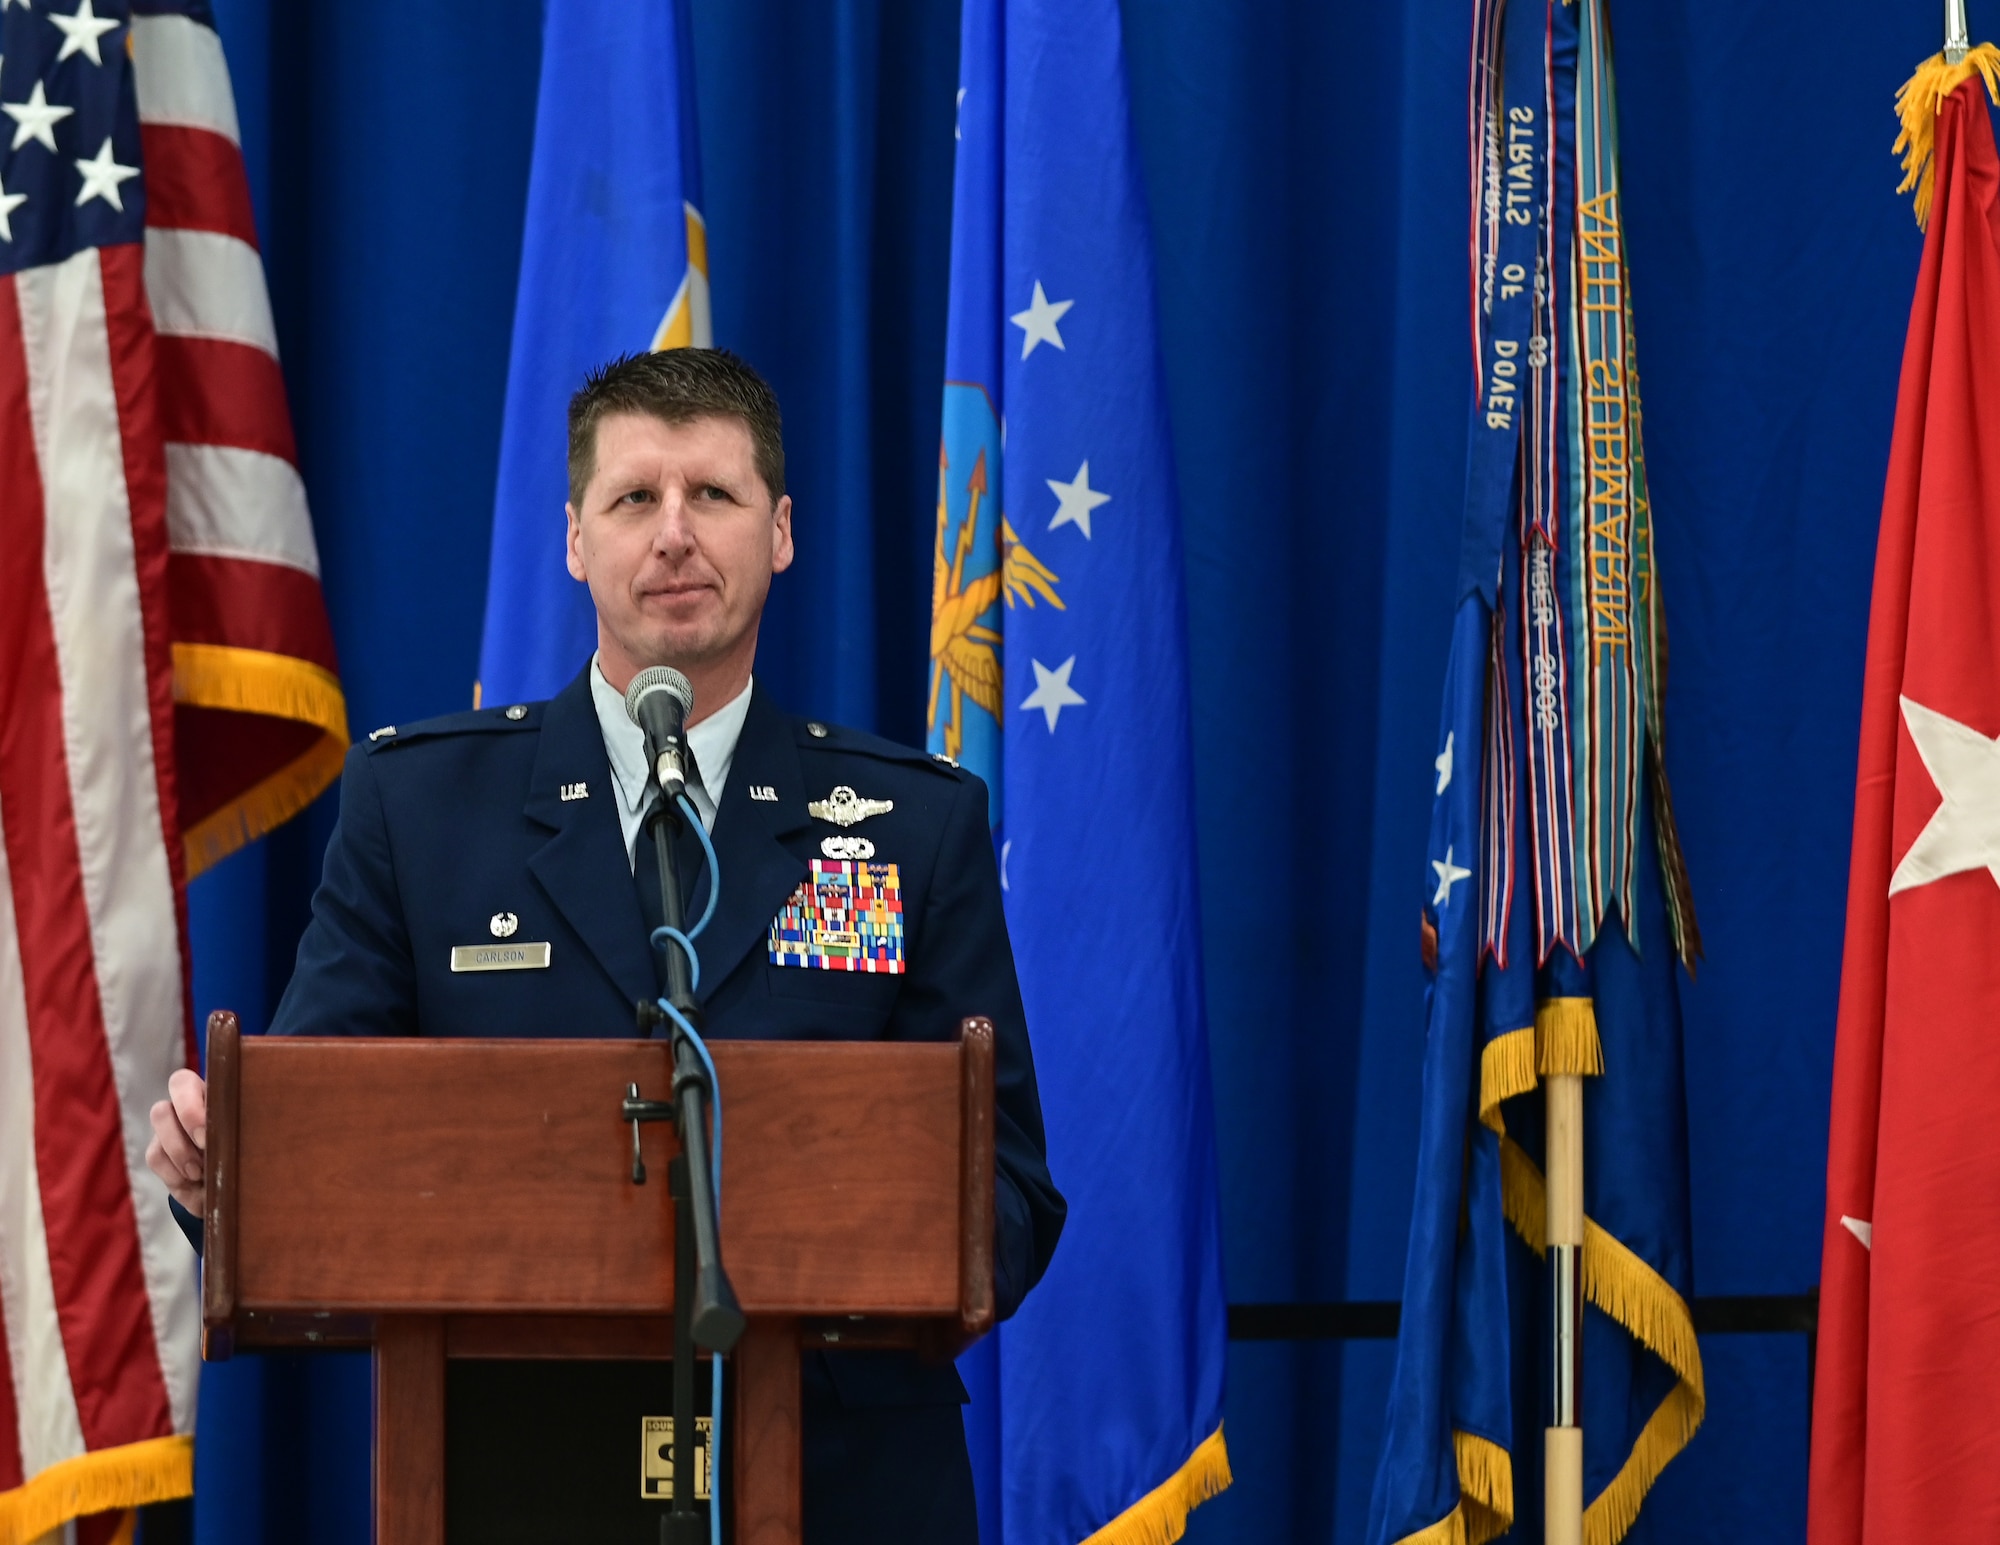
[566,411,794,686]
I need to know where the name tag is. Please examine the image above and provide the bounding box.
[450,943,552,972]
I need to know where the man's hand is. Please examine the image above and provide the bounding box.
[145,1069,208,1215]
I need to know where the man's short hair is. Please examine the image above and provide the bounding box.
[567,348,786,507]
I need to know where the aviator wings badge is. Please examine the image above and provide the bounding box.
[809,785,893,827]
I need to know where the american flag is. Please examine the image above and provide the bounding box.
[0,1,345,1538]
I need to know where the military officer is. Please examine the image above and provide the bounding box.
[145,348,1065,1543]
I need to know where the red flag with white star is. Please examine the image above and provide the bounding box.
[1809,62,2000,1544]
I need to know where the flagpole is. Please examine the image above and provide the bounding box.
[1947,0,1970,61]
[1546,1073,1584,1545]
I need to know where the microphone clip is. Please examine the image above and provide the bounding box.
[654,736,688,799]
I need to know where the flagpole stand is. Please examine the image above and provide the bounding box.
[1546,1072,1584,1545]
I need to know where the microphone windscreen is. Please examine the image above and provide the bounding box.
[624,667,694,728]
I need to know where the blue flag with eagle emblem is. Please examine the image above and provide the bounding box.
[930,0,1231,1540]
[478,0,709,705]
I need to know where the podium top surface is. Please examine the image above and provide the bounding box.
[206,1030,991,1325]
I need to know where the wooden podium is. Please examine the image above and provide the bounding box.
[198,1010,996,1545]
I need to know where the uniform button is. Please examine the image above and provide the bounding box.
[505,705,528,721]
[806,722,829,738]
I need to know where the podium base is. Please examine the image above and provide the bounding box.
[444,1359,724,1544]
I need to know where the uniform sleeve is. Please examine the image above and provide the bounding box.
[896,769,1066,1322]
[269,745,420,1038]
[169,1196,203,1255]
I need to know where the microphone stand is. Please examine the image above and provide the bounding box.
[624,787,745,1544]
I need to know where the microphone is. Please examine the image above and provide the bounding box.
[623,667,695,798]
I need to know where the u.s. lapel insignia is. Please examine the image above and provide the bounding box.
[808,785,893,827]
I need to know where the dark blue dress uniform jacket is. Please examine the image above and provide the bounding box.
[196,667,1065,1543]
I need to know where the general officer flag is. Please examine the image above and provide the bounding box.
[1810,49,2000,1542]
[1368,0,1704,1539]
[479,0,708,706]
[931,1,1230,1540]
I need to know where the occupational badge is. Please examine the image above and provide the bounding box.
[821,835,875,860]
[807,785,893,827]
[769,861,905,973]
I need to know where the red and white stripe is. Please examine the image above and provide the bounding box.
[0,245,197,1517]
[133,11,323,594]
[135,10,343,868]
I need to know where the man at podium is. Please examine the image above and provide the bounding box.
[146,349,1066,1543]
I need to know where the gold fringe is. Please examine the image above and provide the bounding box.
[1386,1431,1514,1545]
[1895,43,2000,226]
[1498,1132,1547,1244]
[174,642,347,737]
[1433,996,1692,1543]
[1535,998,1604,1078]
[1079,1426,1232,1545]
[1579,1217,1705,1406]
[1580,1379,1705,1545]
[173,643,350,878]
[1390,1503,1467,1545]
[108,1511,137,1545]
[1479,1028,1536,1134]
[0,1436,193,1545]
[1454,1430,1514,1545]
[1482,996,1601,1141]
[1496,1138,1705,1545]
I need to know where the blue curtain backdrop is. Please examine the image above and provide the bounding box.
[171,0,1933,1539]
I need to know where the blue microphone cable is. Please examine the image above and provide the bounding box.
[648,789,725,1545]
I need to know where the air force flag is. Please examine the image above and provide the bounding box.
[479,0,709,704]
[933,1,1232,1540]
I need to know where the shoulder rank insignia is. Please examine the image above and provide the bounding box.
[808,785,893,827]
